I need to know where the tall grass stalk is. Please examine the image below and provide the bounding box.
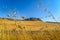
[7,13,11,40]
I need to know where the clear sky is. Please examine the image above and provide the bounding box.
[0,0,60,22]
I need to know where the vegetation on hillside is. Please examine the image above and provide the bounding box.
[24,17,42,21]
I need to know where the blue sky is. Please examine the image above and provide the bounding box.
[0,0,60,22]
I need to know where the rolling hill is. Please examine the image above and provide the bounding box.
[0,18,60,40]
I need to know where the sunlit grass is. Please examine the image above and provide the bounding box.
[0,19,60,40]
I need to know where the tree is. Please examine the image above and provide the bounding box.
[21,15,26,20]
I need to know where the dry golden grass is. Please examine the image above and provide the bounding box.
[0,19,60,40]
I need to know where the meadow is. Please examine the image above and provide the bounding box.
[0,18,60,40]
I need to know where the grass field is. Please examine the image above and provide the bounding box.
[0,18,60,40]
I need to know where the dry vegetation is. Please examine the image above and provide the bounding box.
[0,18,60,40]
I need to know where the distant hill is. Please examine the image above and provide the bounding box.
[0,17,42,21]
[0,18,60,24]
[24,17,42,21]
[46,21,60,24]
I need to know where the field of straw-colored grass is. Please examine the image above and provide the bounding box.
[0,19,60,40]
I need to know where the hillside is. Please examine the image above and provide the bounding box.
[0,18,60,40]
